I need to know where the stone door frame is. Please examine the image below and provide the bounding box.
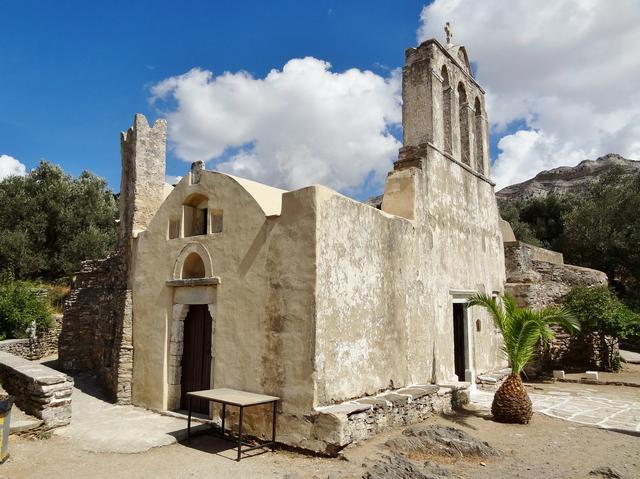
[450,289,476,384]
[167,301,216,412]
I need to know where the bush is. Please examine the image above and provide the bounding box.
[37,280,71,314]
[0,271,53,340]
[564,285,640,370]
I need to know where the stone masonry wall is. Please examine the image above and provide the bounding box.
[59,254,133,404]
[311,384,466,454]
[504,241,609,374]
[0,351,73,428]
[0,314,63,360]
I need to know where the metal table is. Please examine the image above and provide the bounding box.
[186,388,280,461]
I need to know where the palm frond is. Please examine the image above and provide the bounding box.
[470,293,581,375]
[538,305,580,334]
[468,293,505,332]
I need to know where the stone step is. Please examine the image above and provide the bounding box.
[9,405,44,434]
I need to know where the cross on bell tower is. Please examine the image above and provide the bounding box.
[444,22,453,45]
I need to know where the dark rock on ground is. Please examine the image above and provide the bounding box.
[385,425,499,458]
[589,466,625,478]
[363,452,454,479]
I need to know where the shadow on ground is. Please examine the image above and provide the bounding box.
[173,430,273,461]
[441,406,493,431]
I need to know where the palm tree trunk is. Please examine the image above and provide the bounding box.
[491,374,533,424]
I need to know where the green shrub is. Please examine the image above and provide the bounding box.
[0,270,53,340]
[565,285,640,370]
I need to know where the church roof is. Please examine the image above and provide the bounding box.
[226,173,288,217]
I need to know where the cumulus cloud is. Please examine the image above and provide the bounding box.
[151,58,401,195]
[0,154,27,180]
[418,0,640,189]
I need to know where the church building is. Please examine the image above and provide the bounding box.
[60,32,507,453]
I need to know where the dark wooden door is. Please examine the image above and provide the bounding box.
[180,305,212,413]
[453,303,466,381]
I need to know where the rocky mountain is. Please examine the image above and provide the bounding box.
[496,154,640,202]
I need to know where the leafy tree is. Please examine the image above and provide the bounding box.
[497,199,543,246]
[563,173,640,308]
[519,194,574,251]
[0,161,118,280]
[498,170,640,311]
[564,286,640,370]
[468,293,579,424]
[0,270,52,340]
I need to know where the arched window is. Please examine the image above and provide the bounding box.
[182,252,206,279]
[457,83,470,166]
[474,97,485,175]
[441,66,452,155]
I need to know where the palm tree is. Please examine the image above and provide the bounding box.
[468,293,579,424]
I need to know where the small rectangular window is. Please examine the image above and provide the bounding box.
[211,209,223,233]
[183,205,207,236]
[168,217,181,239]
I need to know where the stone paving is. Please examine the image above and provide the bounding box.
[53,376,204,453]
[471,385,640,433]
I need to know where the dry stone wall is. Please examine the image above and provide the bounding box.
[311,384,467,454]
[504,241,609,374]
[59,254,133,404]
[0,314,62,360]
[0,351,73,428]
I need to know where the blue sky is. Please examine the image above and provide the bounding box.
[1,1,421,196]
[2,1,639,198]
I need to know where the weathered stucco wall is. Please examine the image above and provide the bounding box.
[314,147,506,406]
[131,171,318,422]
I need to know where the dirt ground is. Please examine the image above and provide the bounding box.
[3,398,639,479]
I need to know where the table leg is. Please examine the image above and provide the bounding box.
[221,403,226,437]
[237,406,244,461]
[187,396,192,445]
[271,401,277,452]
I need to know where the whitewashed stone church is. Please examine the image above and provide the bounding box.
[61,31,509,452]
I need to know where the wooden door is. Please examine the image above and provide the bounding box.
[180,305,212,413]
[453,303,466,381]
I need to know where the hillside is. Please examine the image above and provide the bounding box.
[496,154,640,202]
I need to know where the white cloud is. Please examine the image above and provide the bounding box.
[165,175,183,185]
[151,58,401,195]
[0,154,26,180]
[418,0,640,189]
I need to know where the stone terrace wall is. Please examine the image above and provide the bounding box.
[504,241,609,374]
[59,254,133,404]
[0,314,63,360]
[0,351,73,428]
[309,384,466,454]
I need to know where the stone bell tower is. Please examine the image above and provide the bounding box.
[119,113,167,243]
[60,114,168,405]
[381,26,491,219]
